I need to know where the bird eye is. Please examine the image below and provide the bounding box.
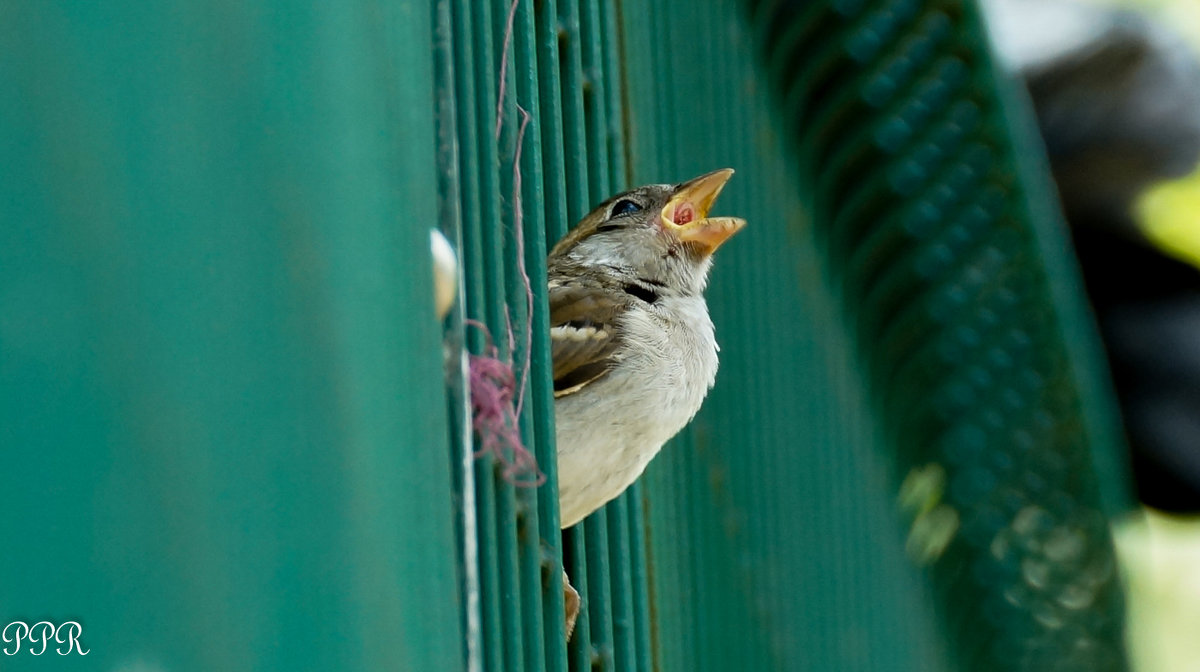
[609,199,642,218]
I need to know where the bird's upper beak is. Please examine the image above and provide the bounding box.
[660,168,747,254]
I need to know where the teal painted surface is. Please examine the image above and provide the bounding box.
[2,0,1130,670]
[0,2,462,670]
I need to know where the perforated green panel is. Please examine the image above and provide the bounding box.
[744,0,1134,669]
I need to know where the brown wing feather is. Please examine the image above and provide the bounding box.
[548,281,627,398]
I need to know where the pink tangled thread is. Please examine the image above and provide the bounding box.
[467,0,543,487]
[467,319,545,487]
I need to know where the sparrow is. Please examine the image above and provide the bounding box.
[549,168,747,528]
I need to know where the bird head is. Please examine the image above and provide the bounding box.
[549,168,746,295]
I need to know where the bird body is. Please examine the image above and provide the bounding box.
[547,169,745,528]
[554,292,718,527]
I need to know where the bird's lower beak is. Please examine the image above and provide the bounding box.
[661,168,747,253]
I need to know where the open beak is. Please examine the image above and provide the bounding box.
[660,168,747,254]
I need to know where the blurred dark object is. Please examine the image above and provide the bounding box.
[988,0,1200,512]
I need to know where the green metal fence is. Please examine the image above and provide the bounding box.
[744,2,1132,669]
[1,0,1130,670]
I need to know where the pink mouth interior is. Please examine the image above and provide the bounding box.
[673,203,695,225]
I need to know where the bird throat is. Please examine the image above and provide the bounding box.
[672,203,696,224]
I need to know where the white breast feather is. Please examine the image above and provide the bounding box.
[554,295,718,528]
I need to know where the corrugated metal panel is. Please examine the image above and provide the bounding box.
[437,0,656,669]
[438,0,564,670]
